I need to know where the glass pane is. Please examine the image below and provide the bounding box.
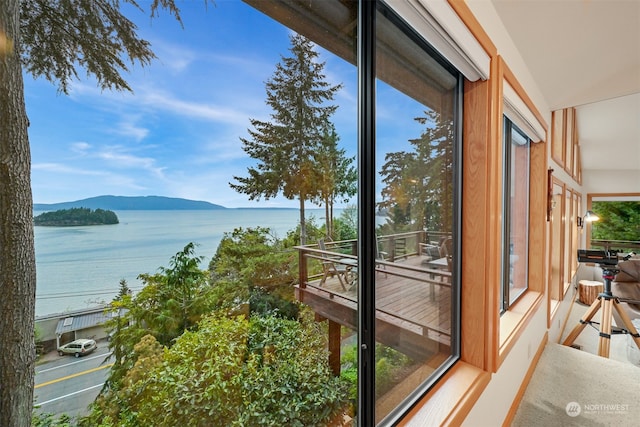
[506,123,530,305]
[375,7,458,423]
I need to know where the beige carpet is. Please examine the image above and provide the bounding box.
[512,300,640,427]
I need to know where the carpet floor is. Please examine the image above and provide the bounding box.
[511,297,640,427]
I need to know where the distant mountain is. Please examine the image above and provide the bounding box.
[33,195,226,211]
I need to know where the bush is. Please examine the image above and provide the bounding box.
[89,313,350,426]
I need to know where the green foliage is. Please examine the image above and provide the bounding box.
[332,206,358,241]
[592,201,640,242]
[33,207,119,226]
[249,287,299,319]
[340,342,413,401]
[32,412,73,427]
[210,227,298,306]
[283,216,324,247]
[116,279,131,300]
[88,314,350,426]
[133,242,210,346]
[82,335,165,426]
[208,277,251,315]
[101,243,214,391]
[312,125,357,238]
[339,344,358,401]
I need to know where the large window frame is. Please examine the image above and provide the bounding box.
[361,3,463,424]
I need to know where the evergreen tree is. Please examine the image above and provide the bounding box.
[230,33,343,245]
[313,124,357,239]
[0,3,196,422]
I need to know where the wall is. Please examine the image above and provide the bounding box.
[583,170,640,195]
[463,306,547,425]
[460,2,555,425]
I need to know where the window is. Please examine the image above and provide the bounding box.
[501,117,530,311]
[371,5,461,424]
[259,1,463,424]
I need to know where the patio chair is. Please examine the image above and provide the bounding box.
[318,239,349,290]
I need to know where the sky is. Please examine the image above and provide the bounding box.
[25,1,425,208]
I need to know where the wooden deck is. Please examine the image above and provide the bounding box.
[295,253,452,360]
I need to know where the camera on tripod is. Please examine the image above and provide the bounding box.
[577,249,620,266]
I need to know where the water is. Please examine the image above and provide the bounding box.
[34,209,328,317]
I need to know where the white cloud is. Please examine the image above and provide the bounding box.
[114,118,150,142]
[97,147,166,179]
[32,162,106,176]
[140,90,249,125]
[151,40,197,74]
[70,142,91,154]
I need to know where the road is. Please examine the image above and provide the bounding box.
[34,345,113,419]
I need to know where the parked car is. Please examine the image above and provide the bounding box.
[57,339,97,357]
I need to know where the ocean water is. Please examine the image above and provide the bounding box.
[34,209,329,317]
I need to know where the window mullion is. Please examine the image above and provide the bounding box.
[357,0,377,425]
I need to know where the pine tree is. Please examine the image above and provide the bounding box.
[231,33,343,245]
[313,124,356,238]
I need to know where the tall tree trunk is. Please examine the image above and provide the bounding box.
[0,2,37,425]
[329,200,334,240]
[299,197,306,245]
[324,199,330,239]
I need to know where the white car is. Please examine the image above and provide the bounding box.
[57,339,97,357]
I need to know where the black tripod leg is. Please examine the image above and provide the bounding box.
[563,297,602,348]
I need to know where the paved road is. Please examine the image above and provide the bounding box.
[34,345,113,419]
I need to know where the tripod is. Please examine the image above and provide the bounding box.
[563,265,640,358]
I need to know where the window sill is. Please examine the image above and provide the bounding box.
[397,362,490,426]
[499,290,543,362]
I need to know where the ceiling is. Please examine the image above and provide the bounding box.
[491,0,640,173]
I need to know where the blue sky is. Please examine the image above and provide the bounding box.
[25,1,424,208]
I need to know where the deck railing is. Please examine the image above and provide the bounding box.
[295,230,453,347]
[590,239,640,252]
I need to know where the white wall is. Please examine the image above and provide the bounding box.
[463,307,548,426]
[582,170,640,195]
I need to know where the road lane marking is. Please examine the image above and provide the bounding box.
[35,383,104,406]
[35,363,114,389]
[37,352,113,374]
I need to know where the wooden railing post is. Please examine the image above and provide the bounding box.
[298,248,307,289]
